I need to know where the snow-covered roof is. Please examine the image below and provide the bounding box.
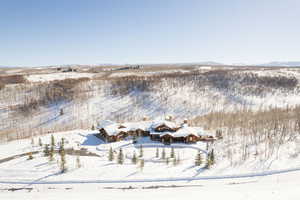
[98,120,154,136]
[96,120,115,129]
[160,132,176,137]
[151,120,178,130]
[97,120,126,136]
[103,124,125,136]
[97,119,208,137]
[193,127,206,136]
[121,121,152,131]
[173,126,198,137]
[151,125,207,138]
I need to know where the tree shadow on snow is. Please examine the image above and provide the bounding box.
[192,167,206,178]
[182,165,196,172]
[26,171,62,187]
[125,171,139,178]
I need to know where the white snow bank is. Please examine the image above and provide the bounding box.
[25,72,94,82]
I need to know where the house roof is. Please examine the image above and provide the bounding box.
[96,120,115,129]
[160,132,176,137]
[151,120,178,130]
[121,121,152,131]
[173,126,199,137]
[97,120,126,136]
[97,119,208,138]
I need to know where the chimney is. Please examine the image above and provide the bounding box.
[181,118,188,127]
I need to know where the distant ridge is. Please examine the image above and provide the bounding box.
[259,61,300,67]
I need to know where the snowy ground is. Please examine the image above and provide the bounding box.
[0,130,299,199]
[25,72,95,82]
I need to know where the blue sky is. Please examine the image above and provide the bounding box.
[1,0,300,66]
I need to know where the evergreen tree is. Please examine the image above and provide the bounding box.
[176,154,181,165]
[195,151,202,166]
[166,157,169,165]
[49,145,54,161]
[117,148,124,164]
[173,157,177,166]
[108,147,114,161]
[139,145,143,158]
[44,144,50,157]
[132,135,137,143]
[60,108,64,116]
[59,139,67,173]
[205,156,213,169]
[51,135,55,147]
[139,159,144,171]
[38,138,42,147]
[27,152,33,160]
[155,148,159,158]
[59,138,65,154]
[31,138,34,146]
[131,151,137,164]
[170,147,175,158]
[162,148,166,160]
[91,125,95,130]
[76,155,81,168]
[210,149,215,165]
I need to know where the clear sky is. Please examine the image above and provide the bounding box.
[1,0,300,66]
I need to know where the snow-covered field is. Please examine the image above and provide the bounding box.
[25,72,95,82]
[0,130,299,199]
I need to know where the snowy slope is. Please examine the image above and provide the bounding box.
[0,130,299,199]
[2,67,300,141]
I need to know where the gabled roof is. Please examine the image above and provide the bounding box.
[121,121,152,131]
[151,120,178,130]
[154,125,206,138]
[193,127,207,136]
[160,132,175,137]
[173,126,198,137]
[97,119,208,138]
[96,120,115,129]
[97,120,127,136]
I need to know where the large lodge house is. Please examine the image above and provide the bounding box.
[97,118,215,144]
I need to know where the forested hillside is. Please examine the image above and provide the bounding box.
[1,66,300,142]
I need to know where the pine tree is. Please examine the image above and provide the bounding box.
[173,156,177,166]
[205,156,213,169]
[76,155,81,168]
[59,139,67,173]
[60,108,64,116]
[31,138,34,146]
[44,144,50,157]
[139,145,143,158]
[117,148,124,164]
[170,147,175,158]
[38,138,42,147]
[27,152,33,160]
[162,148,166,160]
[59,138,65,154]
[155,148,159,158]
[139,159,144,171]
[132,151,137,164]
[195,151,202,166]
[176,154,181,165]
[108,147,114,161]
[132,135,137,143]
[51,135,55,147]
[49,145,54,161]
[210,149,215,165]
